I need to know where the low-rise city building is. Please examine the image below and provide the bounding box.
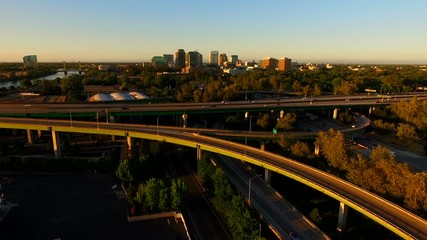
[260,57,278,70]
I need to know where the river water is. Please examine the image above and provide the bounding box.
[0,70,81,89]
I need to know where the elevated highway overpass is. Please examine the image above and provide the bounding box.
[1,93,426,118]
[0,117,426,239]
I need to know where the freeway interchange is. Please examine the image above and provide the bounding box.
[0,117,426,239]
[1,93,427,239]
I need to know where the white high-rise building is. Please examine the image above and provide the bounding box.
[209,51,219,65]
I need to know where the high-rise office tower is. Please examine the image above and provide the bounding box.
[219,53,228,66]
[151,56,167,68]
[278,57,292,72]
[175,49,186,69]
[209,51,219,65]
[186,51,203,67]
[163,54,174,65]
[23,55,38,67]
[229,55,238,65]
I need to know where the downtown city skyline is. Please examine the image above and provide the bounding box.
[1,0,427,64]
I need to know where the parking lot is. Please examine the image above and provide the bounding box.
[0,172,187,240]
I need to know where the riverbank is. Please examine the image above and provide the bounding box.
[0,70,80,89]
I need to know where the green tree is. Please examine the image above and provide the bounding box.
[211,168,234,211]
[20,79,32,89]
[396,123,419,141]
[158,182,170,212]
[290,141,311,158]
[392,97,427,131]
[309,208,322,223]
[227,195,260,240]
[276,113,296,131]
[347,155,386,194]
[277,133,295,150]
[61,74,84,102]
[176,82,193,102]
[370,145,395,162]
[135,183,146,204]
[292,81,302,92]
[335,81,357,95]
[116,159,135,182]
[256,113,270,129]
[40,80,61,95]
[145,178,160,211]
[315,129,349,170]
[171,179,188,210]
[404,172,427,211]
[313,84,322,96]
[197,156,215,188]
[302,85,311,96]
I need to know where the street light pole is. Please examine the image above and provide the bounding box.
[157,115,160,135]
[96,112,99,130]
[69,111,73,128]
[245,114,253,155]
[249,175,257,205]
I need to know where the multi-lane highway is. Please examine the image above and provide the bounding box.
[0,117,426,239]
[215,155,329,239]
[1,93,426,116]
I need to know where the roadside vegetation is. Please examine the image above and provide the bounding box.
[368,97,427,154]
[197,155,265,240]
[115,139,188,216]
[285,128,427,217]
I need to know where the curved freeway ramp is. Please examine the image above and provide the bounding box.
[0,117,426,239]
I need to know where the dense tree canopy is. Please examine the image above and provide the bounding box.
[315,130,427,213]
[315,129,349,170]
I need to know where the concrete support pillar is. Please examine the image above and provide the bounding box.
[51,130,61,159]
[37,130,42,138]
[333,108,339,120]
[314,144,320,156]
[260,142,265,152]
[264,169,272,185]
[26,129,33,144]
[182,114,188,128]
[112,135,116,142]
[127,135,132,158]
[126,136,132,153]
[196,144,202,161]
[337,201,349,231]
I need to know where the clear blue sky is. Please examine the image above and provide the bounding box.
[1,0,427,64]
